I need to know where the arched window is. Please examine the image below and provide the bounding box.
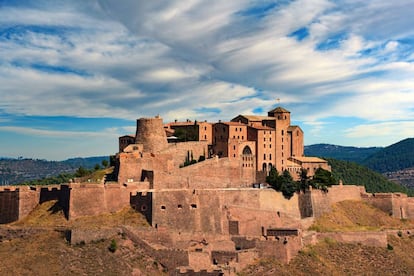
[262,163,267,172]
[242,146,252,155]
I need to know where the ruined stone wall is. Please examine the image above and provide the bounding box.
[316,231,387,247]
[130,191,152,223]
[361,193,394,216]
[122,226,189,270]
[255,236,302,263]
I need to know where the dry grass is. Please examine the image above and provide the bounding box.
[309,200,414,232]
[0,229,166,275]
[12,200,149,229]
[241,234,414,275]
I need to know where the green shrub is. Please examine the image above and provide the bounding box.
[109,239,117,253]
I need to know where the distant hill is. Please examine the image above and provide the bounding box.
[326,158,412,195]
[362,138,414,173]
[304,144,381,163]
[0,156,109,185]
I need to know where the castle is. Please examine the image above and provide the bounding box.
[2,106,414,274]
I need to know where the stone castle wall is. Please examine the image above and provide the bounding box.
[305,185,364,218]
[0,187,19,224]
[147,188,301,235]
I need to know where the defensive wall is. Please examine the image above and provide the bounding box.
[0,183,143,223]
[118,152,255,190]
[361,192,414,219]
[134,188,302,236]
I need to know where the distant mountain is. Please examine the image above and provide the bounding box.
[0,156,109,185]
[304,144,382,163]
[361,138,414,173]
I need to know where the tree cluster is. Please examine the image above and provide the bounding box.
[266,167,336,199]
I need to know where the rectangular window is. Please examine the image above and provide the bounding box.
[264,154,266,160]
[270,154,272,160]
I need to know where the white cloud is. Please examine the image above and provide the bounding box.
[1,0,414,159]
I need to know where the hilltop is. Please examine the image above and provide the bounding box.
[0,156,109,185]
[305,138,414,191]
[304,144,381,163]
[362,138,414,173]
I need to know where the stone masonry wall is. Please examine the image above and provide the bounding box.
[0,188,19,224]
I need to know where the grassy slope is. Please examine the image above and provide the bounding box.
[1,201,163,275]
[309,200,414,232]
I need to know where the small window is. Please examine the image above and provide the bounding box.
[269,154,272,160]
[282,130,284,135]
[141,204,147,212]
[270,144,272,148]
[178,204,182,209]
[161,205,166,210]
[233,145,236,150]
[233,154,236,157]
[264,154,266,160]
[242,136,244,139]
[191,204,197,209]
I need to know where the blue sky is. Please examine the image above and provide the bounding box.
[1,0,414,160]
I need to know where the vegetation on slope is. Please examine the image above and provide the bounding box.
[0,229,165,276]
[326,158,413,195]
[241,235,414,276]
[309,200,414,232]
[362,138,414,173]
[0,156,109,185]
[241,200,414,275]
[12,200,149,229]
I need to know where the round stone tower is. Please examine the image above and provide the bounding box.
[135,116,168,153]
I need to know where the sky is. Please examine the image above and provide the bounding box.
[1,0,414,160]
